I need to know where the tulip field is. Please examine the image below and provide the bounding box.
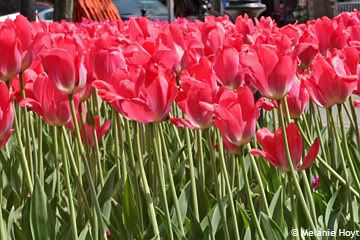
[1,11,360,240]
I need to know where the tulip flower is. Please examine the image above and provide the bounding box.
[241,44,297,100]
[213,86,260,153]
[0,23,22,81]
[171,82,216,129]
[312,176,320,190]
[310,16,348,54]
[0,83,14,149]
[92,36,126,82]
[214,47,244,89]
[19,73,74,126]
[67,111,111,148]
[41,48,87,94]
[93,64,177,123]
[304,53,358,108]
[14,15,51,71]
[284,80,309,119]
[250,123,320,171]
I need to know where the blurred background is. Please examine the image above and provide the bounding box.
[0,0,359,25]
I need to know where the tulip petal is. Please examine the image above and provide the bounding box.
[300,139,320,170]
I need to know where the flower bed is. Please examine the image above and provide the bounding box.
[0,12,360,239]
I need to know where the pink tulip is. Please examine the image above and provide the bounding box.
[14,15,51,71]
[41,48,87,94]
[214,86,260,153]
[241,44,297,100]
[250,123,320,171]
[214,47,244,89]
[92,36,126,82]
[304,53,358,108]
[0,23,22,81]
[93,64,177,123]
[82,116,111,148]
[19,73,74,126]
[0,83,14,149]
[284,80,309,119]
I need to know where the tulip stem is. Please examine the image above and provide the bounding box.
[328,107,355,224]
[60,128,79,240]
[247,144,270,216]
[151,124,174,240]
[216,130,240,240]
[240,148,265,240]
[337,104,360,191]
[37,118,44,185]
[277,100,318,235]
[349,96,360,150]
[52,127,61,202]
[185,127,200,220]
[13,111,33,193]
[68,94,106,239]
[19,71,34,182]
[205,129,230,240]
[196,129,205,189]
[159,124,185,236]
[287,173,299,240]
[134,123,160,239]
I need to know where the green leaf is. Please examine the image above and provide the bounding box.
[269,186,285,231]
[260,212,285,240]
[98,166,117,207]
[122,179,139,236]
[30,177,55,240]
[325,190,339,228]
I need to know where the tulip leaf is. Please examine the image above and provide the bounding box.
[269,186,285,231]
[122,178,140,236]
[30,177,55,240]
[98,166,117,207]
[259,212,285,240]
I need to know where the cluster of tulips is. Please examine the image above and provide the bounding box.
[0,10,360,240]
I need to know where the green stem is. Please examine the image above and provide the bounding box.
[196,130,205,189]
[239,149,265,240]
[185,127,199,220]
[134,123,160,239]
[19,71,34,182]
[337,104,360,192]
[288,174,299,240]
[53,127,61,201]
[152,124,173,240]
[68,94,106,239]
[116,113,127,186]
[205,129,230,240]
[37,118,44,185]
[216,131,240,240]
[277,100,318,234]
[13,111,33,192]
[159,124,185,236]
[247,145,270,216]
[349,96,360,150]
[60,128,79,240]
[328,107,355,224]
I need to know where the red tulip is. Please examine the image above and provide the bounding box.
[83,116,111,148]
[93,36,126,82]
[0,83,14,149]
[284,80,309,119]
[304,53,358,108]
[310,16,349,54]
[214,86,260,153]
[250,123,320,171]
[0,22,22,81]
[14,15,51,71]
[93,64,177,123]
[214,48,244,89]
[241,44,297,100]
[171,83,216,129]
[19,73,74,126]
[41,48,87,94]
